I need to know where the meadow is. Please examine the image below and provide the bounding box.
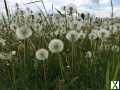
[0,1,120,90]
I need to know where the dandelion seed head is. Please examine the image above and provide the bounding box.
[111,45,119,53]
[0,52,11,60]
[79,31,86,40]
[98,29,110,40]
[85,51,92,59]
[66,3,77,15]
[33,23,42,33]
[66,30,79,42]
[0,38,6,46]
[11,51,16,56]
[88,32,98,40]
[16,25,32,40]
[66,65,70,68]
[36,49,49,61]
[49,39,64,53]
[10,23,17,31]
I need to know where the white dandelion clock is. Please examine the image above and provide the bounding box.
[16,25,32,40]
[66,3,77,15]
[73,20,83,31]
[66,30,79,42]
[110,25,120,35]
[79,31,86,40]
[111,45,119,53]
[49,39,64,53]
[0,38,6,46]
[98,29,110,40]
[85,51,92,59]
[11,51,16,56]
[10,23,17,31]
[88,32,98,41]
[0,52,11,60]
[36,49,49,61]
[33,23,42,33]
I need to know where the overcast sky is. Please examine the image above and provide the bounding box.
[0,0,120,17]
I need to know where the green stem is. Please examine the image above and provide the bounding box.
[24,39,27,68]
[12,62,17,90]
[58,54,64,79]
[43,61,47,90]
[72,43,74,72]
[23,39,27,89]
[105,61,110,90]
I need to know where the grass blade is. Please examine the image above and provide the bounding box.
[4,0,10,22]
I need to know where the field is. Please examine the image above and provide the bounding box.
[0,1,120,90]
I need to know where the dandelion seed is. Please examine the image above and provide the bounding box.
[66,30,79,42]
[49,39,64,53]
[16,25,32,40]
[36,49,49,61]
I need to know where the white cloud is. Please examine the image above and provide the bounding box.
[0,0,120,17]
[114,6,120,17]
[99,0,110,4]
[94,10,111,18]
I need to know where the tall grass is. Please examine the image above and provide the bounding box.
[0,0,120,90]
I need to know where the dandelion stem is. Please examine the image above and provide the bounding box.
[43,61,47,90]
[58,54,64,79]
[23,39,27,88]
[12,62,17,90]
[105,61,110,90]
[71,43,74,72]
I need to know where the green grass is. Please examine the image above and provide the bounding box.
[0,0,120,90]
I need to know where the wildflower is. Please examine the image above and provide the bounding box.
[49,39,64,53]
[0,38,6,46]
[11,51,16,55]
[36,49,49,61]
[16,25,32,40]
[54,30,60,36]
[66,3,77,15]
[98,29,110,40]
[66,30,79,42]
[88,32,98,40]
[33,23,42,33]
[110,25,120,35]
[61,5,66,11]
[111,45,119,53]
[10,23,17,31]
[85,51,92,59]
[66,65,70,68]
[49,32,54,37]
[70,20,83,31]
[79,31,86,40]
[0,52,11,60]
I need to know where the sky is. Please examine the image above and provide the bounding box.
[0,0,120,18]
